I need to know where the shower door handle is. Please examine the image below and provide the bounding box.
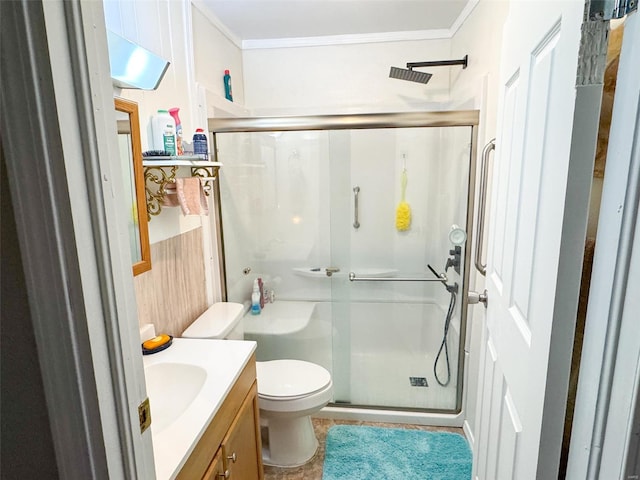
[353,186,360,229]
[474,139,495,276]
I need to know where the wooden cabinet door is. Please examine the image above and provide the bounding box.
[222,383,263,480]
[202,448,225,480]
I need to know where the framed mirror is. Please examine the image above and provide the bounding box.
[115,97,151,276]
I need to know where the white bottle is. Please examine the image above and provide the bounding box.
[151,109,176,155]
[251,279,261,315]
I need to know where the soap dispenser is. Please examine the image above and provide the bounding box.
[251,279,261,315]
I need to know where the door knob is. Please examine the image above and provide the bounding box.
[227,452,237,463]
[468,290,488,307]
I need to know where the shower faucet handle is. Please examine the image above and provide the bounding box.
[325,267,341,277]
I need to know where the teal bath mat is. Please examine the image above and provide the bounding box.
[322,425,472,480]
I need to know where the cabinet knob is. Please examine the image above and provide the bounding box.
[218,469,230,479]
[227,452,237,463]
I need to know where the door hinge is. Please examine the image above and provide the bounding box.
[139,397,151,434]
[588,0,638,20]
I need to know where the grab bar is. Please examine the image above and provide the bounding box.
[348,272,448,283]
[474,138,495,276]
[353,186,360,229]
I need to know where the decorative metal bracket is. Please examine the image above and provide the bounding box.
[143,162,221,219]
[144,165,178,219]
[191,165,218,192]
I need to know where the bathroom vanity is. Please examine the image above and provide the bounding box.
[143,338,263,479]
[178,356,262,479]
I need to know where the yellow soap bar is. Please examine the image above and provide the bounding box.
[143,334,171,350]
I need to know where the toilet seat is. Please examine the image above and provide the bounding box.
[257,360,331,400]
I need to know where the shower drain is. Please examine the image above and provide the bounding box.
[409,377,429,387]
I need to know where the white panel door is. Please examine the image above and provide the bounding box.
[474,1,583,479]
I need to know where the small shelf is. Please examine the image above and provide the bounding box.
[293,267,398,278]
[143,159,222,219]
[142,155,216,167]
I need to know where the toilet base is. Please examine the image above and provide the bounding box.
[261,414,318,467]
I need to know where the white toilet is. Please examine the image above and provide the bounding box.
[182,302,333,467]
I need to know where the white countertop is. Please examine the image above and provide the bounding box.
[143,338,257,480]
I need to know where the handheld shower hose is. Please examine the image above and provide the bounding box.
[426,263,459,386]
[434,283,458,387]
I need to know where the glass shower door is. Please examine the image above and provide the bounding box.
[216,129,335,372]
[327,126,472,411]
[213,115,476,414]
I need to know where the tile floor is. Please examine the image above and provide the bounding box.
[263,417,463,480]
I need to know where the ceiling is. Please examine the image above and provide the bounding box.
[197,0,472,46]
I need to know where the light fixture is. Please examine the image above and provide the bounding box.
[106,30,170,90]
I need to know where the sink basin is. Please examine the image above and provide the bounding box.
[144,362,207,434]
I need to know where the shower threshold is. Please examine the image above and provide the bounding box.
[316,404,464,428]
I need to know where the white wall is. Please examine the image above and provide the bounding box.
[242,39,452,115]
[192,3,247,112]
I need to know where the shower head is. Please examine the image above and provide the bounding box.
[389,55,469,84]
[389,66,433,84]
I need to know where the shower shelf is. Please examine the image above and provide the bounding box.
[293,267,398,278]
[142,158,222,219]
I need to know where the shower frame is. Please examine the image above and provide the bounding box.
[208,110,480,417]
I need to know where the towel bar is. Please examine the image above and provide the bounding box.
[144,163,220,219]
[348,272,447,283]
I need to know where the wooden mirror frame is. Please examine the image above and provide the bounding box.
[115,97,151,275]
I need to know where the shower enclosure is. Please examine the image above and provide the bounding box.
[210,111,478,415]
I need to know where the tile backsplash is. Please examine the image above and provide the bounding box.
[134,227,208,337]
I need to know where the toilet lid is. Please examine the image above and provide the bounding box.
[257,360,331,399]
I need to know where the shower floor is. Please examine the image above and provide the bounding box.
[345,350,457,411]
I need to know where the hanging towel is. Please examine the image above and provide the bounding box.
[162,177,208,216]
[162,183,180,208]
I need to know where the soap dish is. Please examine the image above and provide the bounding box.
[142,335,173,355]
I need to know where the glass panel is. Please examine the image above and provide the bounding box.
[327,126,471,411]
[217,130,334,373]
[216,124,472,413]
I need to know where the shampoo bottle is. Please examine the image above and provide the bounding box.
[151,109,176,155]
[224,69,233,102]
[168,107,184,155]
[193,128,208,156]
[251,279,261,315]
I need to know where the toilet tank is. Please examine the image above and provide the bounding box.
[182,302,245,340]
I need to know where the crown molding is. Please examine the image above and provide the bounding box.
[449,0,480,36]
[191,0,243,49]
[242,28,452,50]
